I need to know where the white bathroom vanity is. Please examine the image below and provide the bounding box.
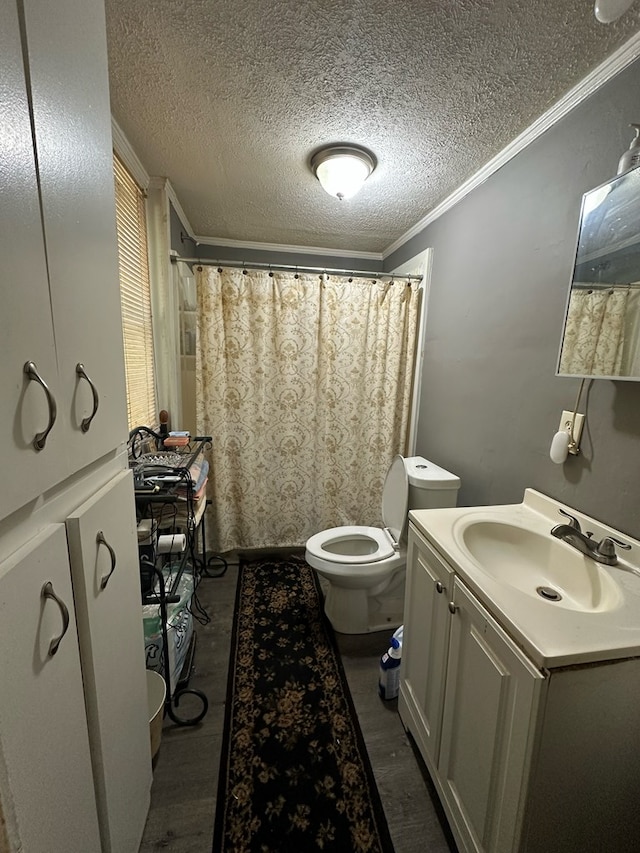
[399,489,640,853]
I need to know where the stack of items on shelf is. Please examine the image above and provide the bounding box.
[137,520,196,697]
[142,561,195,694]
[162,430,190,448]
[169,454,209,530]
[132,448,209,534]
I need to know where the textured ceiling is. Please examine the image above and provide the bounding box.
[105,0,640,254]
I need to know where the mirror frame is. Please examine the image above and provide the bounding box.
[556,168,640,381]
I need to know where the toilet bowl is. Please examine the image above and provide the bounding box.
[305,455,460,634]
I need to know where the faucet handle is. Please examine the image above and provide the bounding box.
[558,508,581,531]
[609,536,632,551]
[596,536,632,559]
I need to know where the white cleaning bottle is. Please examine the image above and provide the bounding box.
[617,123,640,174]
[378,635,402,700]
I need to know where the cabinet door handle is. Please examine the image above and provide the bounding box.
[97,531,117,589]
[42,582,70,657]
[436,581,445,594]
[448,601,458,614]
[24,361,57,451]
[75,363,99,432]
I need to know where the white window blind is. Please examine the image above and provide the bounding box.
[113,153,157,429]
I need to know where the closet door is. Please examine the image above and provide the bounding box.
[66,469,152,853]
[21,0,129,469]
[0,0,67,522]
[0,525,101,853]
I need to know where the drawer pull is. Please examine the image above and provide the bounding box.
[42,582,70,657]
[97,531,117,589]
[76,363,99,432]
[448,601,458,615]
[436,581,445,594]
[24,361,57,451]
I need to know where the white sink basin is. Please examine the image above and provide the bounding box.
[409,489,640,668]
[459,520,622,613]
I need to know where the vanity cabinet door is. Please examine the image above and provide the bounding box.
[398,526,454,771]
[0,525,101,853]
[438,579,544,853]
[66,469,152,853]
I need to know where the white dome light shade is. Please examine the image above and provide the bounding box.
[594,0,635,23]
[311,145,376,200]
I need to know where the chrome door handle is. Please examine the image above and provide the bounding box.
[24,361,57,451]
[97,531,117,589]
[76,363,99,432]
[448,601,458,614]
[435,581,445,594]
[42,581,70,657]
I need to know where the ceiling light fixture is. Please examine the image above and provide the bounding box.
[310,145,376,201]
[594,0,635,23]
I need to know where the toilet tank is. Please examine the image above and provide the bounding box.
[405,456,460,509]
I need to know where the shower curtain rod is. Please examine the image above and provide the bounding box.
[170,256,422,282]
[573,281,640,290]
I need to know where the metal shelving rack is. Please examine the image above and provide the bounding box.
[131,433,225,727]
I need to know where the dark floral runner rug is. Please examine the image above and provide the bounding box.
[212,554,395,853]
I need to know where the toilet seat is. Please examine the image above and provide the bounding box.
[305,456,409,566]
[306,525,396,564]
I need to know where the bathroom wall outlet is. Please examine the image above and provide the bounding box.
[559,410,584,452]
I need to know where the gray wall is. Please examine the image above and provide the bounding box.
[386,59,640,538]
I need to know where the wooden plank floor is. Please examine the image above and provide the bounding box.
[139,561,457,853]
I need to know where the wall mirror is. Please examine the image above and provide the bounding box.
[557,167,640,380]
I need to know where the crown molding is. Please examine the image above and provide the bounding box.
[194,234,383,261]
[164,181,197,241]
[383,29,640,259]
[111,118,150,190]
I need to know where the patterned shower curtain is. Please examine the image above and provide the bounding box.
[195,266,421,552]
[558,287,629,376]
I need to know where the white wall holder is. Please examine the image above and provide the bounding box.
[560,410,585,455]
[550,380,588,465]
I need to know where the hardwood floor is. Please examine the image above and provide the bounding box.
[139,561,457,853]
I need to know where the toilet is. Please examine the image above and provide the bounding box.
[305,455,461,634]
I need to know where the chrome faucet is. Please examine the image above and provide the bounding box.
[551,509,631,566]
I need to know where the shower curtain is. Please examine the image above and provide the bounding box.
[195,266,421,553]
[558,286,629,376]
